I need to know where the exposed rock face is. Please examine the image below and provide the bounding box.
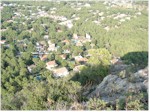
[88,67,148,103]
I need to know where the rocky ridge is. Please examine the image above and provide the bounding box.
[87,64,148,103]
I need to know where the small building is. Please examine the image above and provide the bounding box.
[39,41,47,46]
[57,29,62,32]
[0,40,6,44]
[48,43,57,51]
[85,33,91,40]
[73,65,85,73]
[63,49,70,54]
[46,60,58,70]
[104,26,110,32]
[53,67,69,77]
[44,35,49,39]
[136,12,141,16]
[120,19,125,22]
[7,20,14,23]
[59,54,67,60]
[62,39,70,45]
[84,3,91,7]
[99,12,104,16]
[74,17,80,20]
[40,54,48,61]
[110,57,123,65]
[74,55,88,64]
[27,64,36,73]
[59,20,73,29]
[76,41,83,46]
[73,33,78,39]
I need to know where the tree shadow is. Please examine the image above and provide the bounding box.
[121,51,148,70]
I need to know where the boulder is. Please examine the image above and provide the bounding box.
[88,67,148,103]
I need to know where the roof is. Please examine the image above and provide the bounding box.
[53,67,68,74]
[0,40,6,44]
[46,60,57,66]
[40,54,48,61]
[40,41,46,45]
[62,39,70,44]
[73,33,78,39]
[73,65,85,72]
[59,54,67,59]
[75,56,88,62]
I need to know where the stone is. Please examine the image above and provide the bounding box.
[88,67,148,103]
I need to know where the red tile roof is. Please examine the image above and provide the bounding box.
[46,60,57,66]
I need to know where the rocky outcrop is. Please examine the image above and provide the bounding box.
[88,66,148,103]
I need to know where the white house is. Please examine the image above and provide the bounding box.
[84,3,91,7]
[0,40,6,44]
[44,35,49,39]
[59,20,73,29]
[85,33,91,40]
[63,49,70,54]
[48,43,57,51]
[104,26,110,32]
[73,33,78,39]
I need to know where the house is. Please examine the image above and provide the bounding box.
[62,39,70,45]
[110,57,123,65]
[0,29,7,32]
[110,58,119,64]
[126,17,131,20]
[120,19,125,22]
[27,64,36,73]
[74,55,88,63]
[59,54,67,59]
[35,42,45,52]
[36,42,40,46]
[48,40,52,45]
[53,67,69,77]
[39,41,47,46]
[85,33,91,40]
[48,43,57,51]
[90,43,95,48]
[73,65,85,73]
[71,14,76,18]
[47,41,57,51]
[76,41,83,46]
[51,11,55,14]
[59,20,73,29]
[99,12,104,16]
[93,20,100,23]
[40,54,48,61]
[84,3,91,7]
[101,16,105,20]
[63,49,70,54]
[74,17,80,20]
[73,33,78,39]
[0,40,6,44]
[44,35,49,39]
[46,60,58,70]
[104,26,110,32]
[7,20,14,23]
[57,29,62,32]
[136,12,142,16]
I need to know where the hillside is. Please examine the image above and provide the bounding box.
[1,0,148,110]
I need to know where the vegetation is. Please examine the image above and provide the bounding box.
[1,1,148,110]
